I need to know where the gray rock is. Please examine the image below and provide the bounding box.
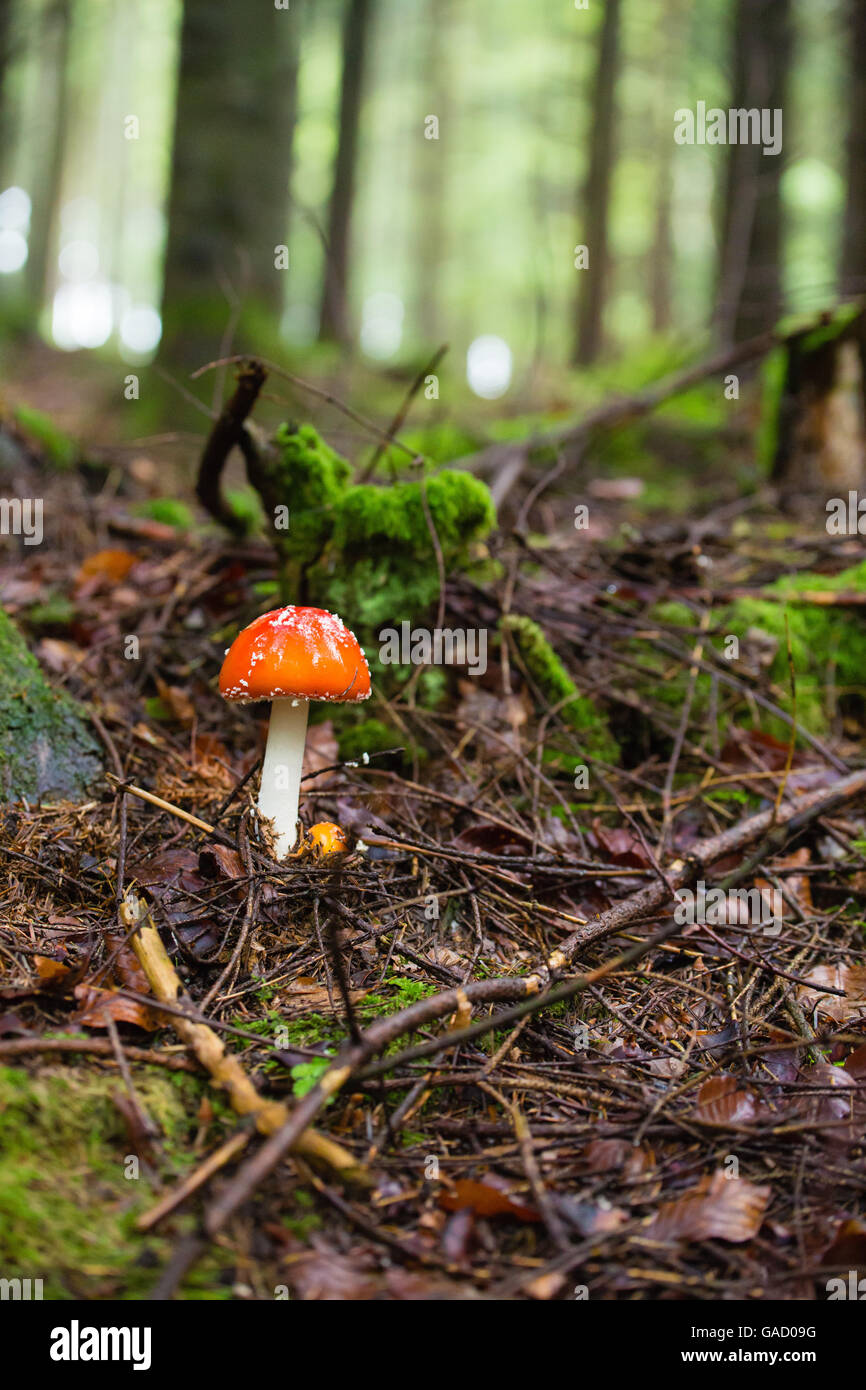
[0,606,102,802]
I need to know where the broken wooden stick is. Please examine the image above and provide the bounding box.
[195,359,267,533]
[136,1130,251,1232]
[121,890,370,1189]
[459,322,792,480]
[108,775,215,834]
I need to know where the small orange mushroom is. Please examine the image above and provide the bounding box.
[307,822,349,858]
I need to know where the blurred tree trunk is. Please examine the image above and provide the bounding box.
[161,0,298,365]
[715,0,791,345]
[318,0,374,345]
[841,0,866,298]
[573,0,622,366]
[651,160,673,334]
[0,0,12,107]
[650,0,679,335]
[0,0,13,184]
[25,0,71,319]
[414,0,448,345]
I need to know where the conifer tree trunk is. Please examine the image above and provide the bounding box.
[573,0,622,366]
[414,0,448,345]
[716,0,791,344]
[318,0,374,345]
[161,0,298,364]
[24,0,71,320]
[841,0,866,298]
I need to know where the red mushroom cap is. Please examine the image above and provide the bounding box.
[219,606,371,704]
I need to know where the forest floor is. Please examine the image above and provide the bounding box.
[2,365,866,1302]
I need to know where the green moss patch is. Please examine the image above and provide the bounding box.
[0,1063,233,1299]
[501,613,619,762]
[13,405,78,471]
[638,559,866,741]
[728,559,866,734]
[245,424,497,695]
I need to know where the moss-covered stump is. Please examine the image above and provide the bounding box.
[246,422,497,632]
[763,305,866,493]
[0,607,101,802]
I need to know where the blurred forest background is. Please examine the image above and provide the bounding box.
[0,0,861,462]
[4,0,866,1309]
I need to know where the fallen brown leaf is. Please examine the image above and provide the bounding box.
[821,1218,866,1267]
[72,983,161,1031]
[755,847,813,919]
[583,1138,654,1177]
[33,955,72,986]
[525,1271,568,1300]
[155,677,195,726]
[650,1171,770,1244]
[302,720,339,788]
[798,964,866,1025]
[591,820,653,868]
[438,1176,540,1223]
[452,822,533,855]
[76,548,137,587]
[199,843,245,881]
[284,1247,378,1301]
[692,1074,759,1127]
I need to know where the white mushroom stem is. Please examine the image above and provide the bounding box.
[258,698,309,860]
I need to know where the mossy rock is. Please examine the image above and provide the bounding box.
[269,422,352,571]
[0,606,101,802]
[132,497,195,530]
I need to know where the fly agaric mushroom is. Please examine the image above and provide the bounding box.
[219,607,370,860]
[308,821,349,858]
